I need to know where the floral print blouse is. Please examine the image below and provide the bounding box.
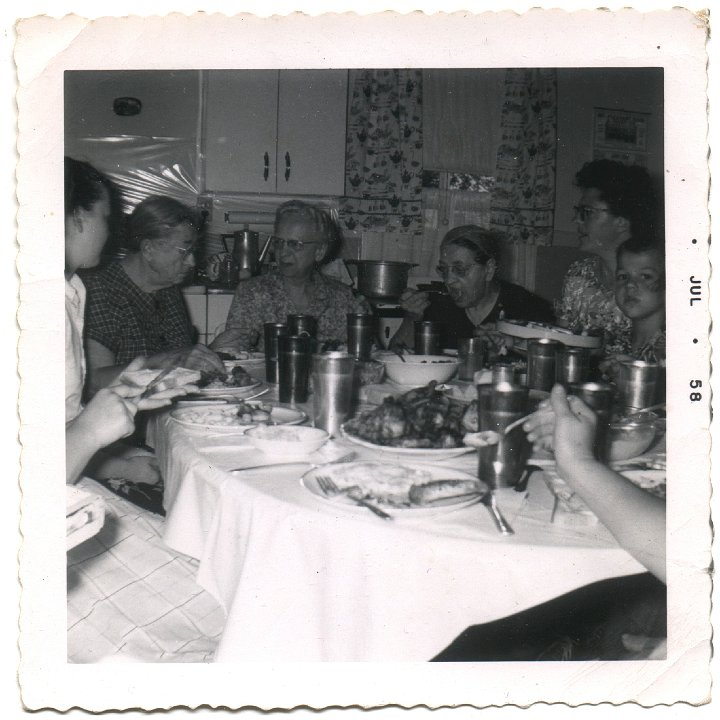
[213,270,371,351]
[555,256,631,356]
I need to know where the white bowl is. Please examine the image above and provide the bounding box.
[382,354,460,387]
[245,424,329,456]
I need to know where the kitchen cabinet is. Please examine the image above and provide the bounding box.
[202,70,348,196]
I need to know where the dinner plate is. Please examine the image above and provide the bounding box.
[170,401,306,430]
[300,461,486,517]
[223,354,266,370]
[496,320,602,349]
[187,380,263,398]
[339,425,474,461]
[619,469,666,499]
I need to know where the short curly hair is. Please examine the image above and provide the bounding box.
[275,199,340,262]
[575,159,660,240]
[127,195,198,251]
[441,225,501,266]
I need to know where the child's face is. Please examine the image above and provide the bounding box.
[615,249,665,321]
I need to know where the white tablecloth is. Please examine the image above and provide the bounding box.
[148,395,645,662]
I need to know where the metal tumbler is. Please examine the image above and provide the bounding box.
[346,313,375,361]
[287,313,318,339]
[477,384,531,488]
[569,381,615,463]
[617,360,660,412]
[278,335,312,404]
[556,347,590,387]
[457,337,485,381]
[414,321,442,355]
[263,322,289,384]
[491,363,517,386]
[527,339,562,392]
[311,351,356,436]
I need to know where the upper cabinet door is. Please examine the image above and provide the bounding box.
[276,70,348,196]
[203,70,279,193]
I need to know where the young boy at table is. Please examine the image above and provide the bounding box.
[432,384,666,662]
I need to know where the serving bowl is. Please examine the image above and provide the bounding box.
[382,354,460,387]
[245,424,330,456]
[608,411,658,461]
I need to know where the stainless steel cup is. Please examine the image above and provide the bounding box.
[477,384,531,488]
[491,363,517,386]
[287,314,318,339]
[414,320,442,355]
[617,360,660,412]
[556,347,590,387]
[528,339,562,392]
[569,381,615,463]
[311,351,356,436]
[346,313,375,361]
[457,337,485,381]
[278,335,312,404]
[264,322,289,384]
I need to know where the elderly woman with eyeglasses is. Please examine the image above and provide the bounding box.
[555,159,661,354]
[81,194,225,393]
[212,200,370,353]
[391,225,554,352]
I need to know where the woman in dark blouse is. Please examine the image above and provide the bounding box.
[392,225,554,350]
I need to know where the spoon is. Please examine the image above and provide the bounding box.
[392,346,407,362]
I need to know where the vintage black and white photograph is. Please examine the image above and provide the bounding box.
[13,6,712,713]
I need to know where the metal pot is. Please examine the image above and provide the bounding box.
[349,260,417,300]
[232,230,260,276]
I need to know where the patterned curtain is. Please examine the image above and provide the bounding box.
[340,69,423,237]
[491,68,557,246]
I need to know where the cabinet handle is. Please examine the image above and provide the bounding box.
[285,152,291,182]
[264,152,269,182]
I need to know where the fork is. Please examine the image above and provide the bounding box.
[315,475,392,520]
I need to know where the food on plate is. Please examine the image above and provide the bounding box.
[408,478,483,505]
[199,364,256,389]
[216,350,264,362]
[173,402,275,428]
[121,367,202,394]
[321,463,434,506]
[343,381,475,448]
[462,430,500,448]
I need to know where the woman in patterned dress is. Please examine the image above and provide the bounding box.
[555,160,661,355]
[212,200,370,352]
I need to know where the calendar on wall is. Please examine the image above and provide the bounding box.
[592,107,650,167]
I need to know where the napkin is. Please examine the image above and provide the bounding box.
[66,484,106,550]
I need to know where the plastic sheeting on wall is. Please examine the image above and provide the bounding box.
[64,135,199,215]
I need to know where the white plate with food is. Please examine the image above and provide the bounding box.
[216,350,266,368]
[301,462,487,517]
[496,320,603,349]
[339,426,474,461]
[170,400,306,430]
[620,469,666,499]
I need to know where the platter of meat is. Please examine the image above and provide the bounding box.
[170,400,306,430]
[340,381,476,460]
[301,462,487,517]
[496,320,602,349]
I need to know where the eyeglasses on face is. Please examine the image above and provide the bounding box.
[573,205,611,222]
[272,236,318,252]
[172,244,196,259]
[435,263,477,279]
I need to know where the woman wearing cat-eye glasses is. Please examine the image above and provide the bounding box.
[212,199,370,352]
[555,159,661,354]
[391,225,554,352]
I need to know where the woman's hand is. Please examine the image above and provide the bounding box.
[399,289,430,320]
[524,384,597,471]
[72,387,138,448]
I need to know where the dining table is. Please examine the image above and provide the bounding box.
[146,365,654,663]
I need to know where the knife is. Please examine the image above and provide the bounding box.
[138,366,175,400]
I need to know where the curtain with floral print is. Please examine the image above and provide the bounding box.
[491,68,557,246]
[340,69,423,237]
